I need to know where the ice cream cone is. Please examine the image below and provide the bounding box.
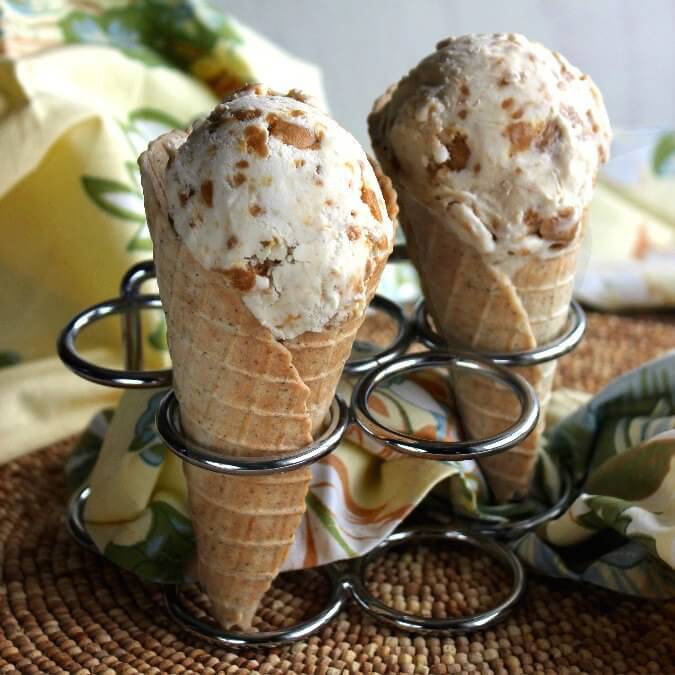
[399,193,581,500]
[140,105,395,626]
[369,33,610,501]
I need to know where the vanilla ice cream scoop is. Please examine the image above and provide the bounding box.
[369,33,611,258]
[165,86,394,340]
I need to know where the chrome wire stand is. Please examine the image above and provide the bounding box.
[59,257,586,647]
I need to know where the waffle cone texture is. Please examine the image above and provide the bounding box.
[139,133,393,628]
[399,193,582,501]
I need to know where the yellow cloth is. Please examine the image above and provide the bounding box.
[577,131,675,308]
[0,0,325,461]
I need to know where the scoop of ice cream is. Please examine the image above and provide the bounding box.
[369,33,611,258]
[165,86,394,340]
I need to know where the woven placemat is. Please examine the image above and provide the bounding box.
[1,311,674,675]
[556,310,675,393]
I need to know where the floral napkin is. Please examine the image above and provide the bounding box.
[67,353,675,598]
[67,373,466,580]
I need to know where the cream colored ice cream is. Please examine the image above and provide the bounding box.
[165,86,394,340]
[369,32,611,260]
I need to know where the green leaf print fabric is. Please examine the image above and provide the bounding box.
[68,355,675,598]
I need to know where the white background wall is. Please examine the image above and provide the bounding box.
[221,0,675,147]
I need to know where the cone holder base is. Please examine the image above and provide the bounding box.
[58,259,585,646]
[67,484,525,646]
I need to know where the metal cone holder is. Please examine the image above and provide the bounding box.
[59,251,586,647]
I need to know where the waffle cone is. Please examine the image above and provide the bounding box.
[399,193,581,501]
[139,133,391,628]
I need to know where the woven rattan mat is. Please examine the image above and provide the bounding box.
[1,311,674,675]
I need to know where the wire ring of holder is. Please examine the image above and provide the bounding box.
[57,295,172,388]
[157,392,349,475]
[66,485,98,553]
[163,567,345,649]
[351,350,539,460]
[451,467,574,540]
[349,527,525,633]
[415,299,587,367]
[120,259,156,296]
[344,295,413,375]
[425,466,574,540]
